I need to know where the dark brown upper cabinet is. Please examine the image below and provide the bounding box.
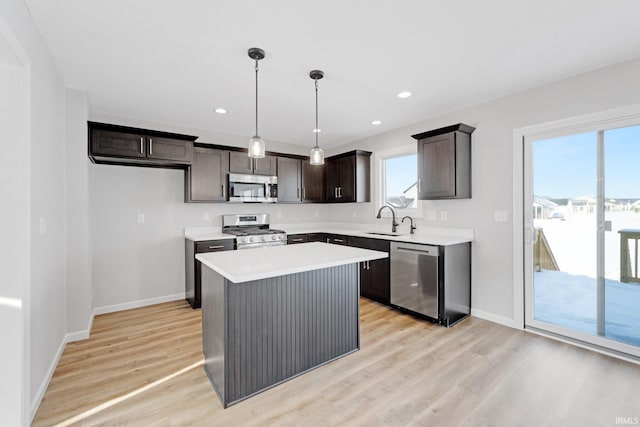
[185,146,230,203]
[88,122,196,167]
[412,123,474,200]
[277,157,302,203]
[302,161,325,202]
[324,150,371,203]
[229,151,277,176]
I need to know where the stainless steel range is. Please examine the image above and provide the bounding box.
[222,214,287,249]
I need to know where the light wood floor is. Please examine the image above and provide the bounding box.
[33,299,640,426]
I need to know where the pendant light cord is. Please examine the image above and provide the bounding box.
[315,79,319,148]
[255,60,259,136]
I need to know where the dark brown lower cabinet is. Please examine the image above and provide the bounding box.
[348,236,390,304]
[325,234,349,245]
[185,238,235,308]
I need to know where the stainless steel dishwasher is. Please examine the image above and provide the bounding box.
[390,242,440,319]
[390,241,471,326]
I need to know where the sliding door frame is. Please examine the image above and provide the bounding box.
[512,104,640,358]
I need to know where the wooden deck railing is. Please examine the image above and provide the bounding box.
[619,229,640,284]
[534,228,559,272]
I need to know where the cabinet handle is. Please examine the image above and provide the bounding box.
[333,238,344,243]
[208,245,225,249]
[334,187,338,198]
[149,138,153,155]
[418,179,421,194]
[297,188,300,199]
[302,187,306,200]
[140,137,144,154]
[221,184,225,197]
[291,238,304,242]
[338,187,342,198]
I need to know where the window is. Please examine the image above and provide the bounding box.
[376,146,421,217]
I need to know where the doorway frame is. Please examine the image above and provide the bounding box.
[0,12,31,426]
[512,104,640,355]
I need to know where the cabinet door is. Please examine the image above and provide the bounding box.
[348,236,390,304]
[90,129,146,158]
[187,147,229,202]
[337,156,356,202]
[147,136,193,163]
[277,157,301,203]
[302,161,324,202]
[418,133,456,199]
[194,239,234,308]
[253,155,277,175]
[324,159,339,202]
[229,151,253,174]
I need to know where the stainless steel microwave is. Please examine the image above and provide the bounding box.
[227,173,278,203]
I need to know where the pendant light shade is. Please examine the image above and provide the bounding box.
[248,48,266,158]
[309,69,325,165]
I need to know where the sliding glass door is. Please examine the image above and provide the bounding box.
[524,124,640,355]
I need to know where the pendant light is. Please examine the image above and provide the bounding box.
[309,70,325,165]
[248,47,266,158]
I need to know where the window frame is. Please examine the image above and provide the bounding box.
[374,144,422,218]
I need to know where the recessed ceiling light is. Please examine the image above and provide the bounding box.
[214,108,227,114]
[397,91,412,99]
[371,120,382,126]
[312,128,322,133]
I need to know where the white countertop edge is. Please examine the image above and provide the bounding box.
[196,243,388,283]
[185,224,473,246]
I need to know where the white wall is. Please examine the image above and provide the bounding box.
[0,37,27,427]
[0,0,67,421]
[326,58,640,325]
[65,88,93,337]
[89,113,330,310]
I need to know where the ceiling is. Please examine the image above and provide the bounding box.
[24,0,640,148]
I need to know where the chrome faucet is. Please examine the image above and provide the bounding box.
[401,216,416,234]
[376,205,399,233]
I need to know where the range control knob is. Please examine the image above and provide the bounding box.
[261,236,266,241]
[250,236,257,242]
[271,235,276,240]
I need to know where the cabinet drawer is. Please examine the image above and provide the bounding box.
[195,239,235,253]
[287,234,308,244]
[326,234,348,245]
[348,236,390,252]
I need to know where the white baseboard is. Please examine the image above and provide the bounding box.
[471,308,517,329]
[30,333,68,422]
[94,293,185,316]
[66,308,96,343]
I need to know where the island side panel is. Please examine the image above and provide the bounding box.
[201,267,226,404]
[225,263,359,405]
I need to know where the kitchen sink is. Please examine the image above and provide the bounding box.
[365,231,407,237]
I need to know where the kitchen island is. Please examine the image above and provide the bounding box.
[196,242,387,407]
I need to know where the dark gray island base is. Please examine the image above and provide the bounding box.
[201,263,360,407]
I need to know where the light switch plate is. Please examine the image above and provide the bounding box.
[494,210,508,222]
[137,213,145,224]
[427,211,436,221]
[203,212,210,221]
[440,211,448,221]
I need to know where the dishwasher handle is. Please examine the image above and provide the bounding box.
[395,245,438,256]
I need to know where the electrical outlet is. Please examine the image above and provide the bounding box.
[427,211,436,221]
[276,211,283,219]
[137,213,145,224]
[39,217,46,235]
[494,210,508,222]
[440,211,448,221]
[352,211,357,218]
[203,212,210,221]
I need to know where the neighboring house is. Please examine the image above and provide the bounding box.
[567,196,597,214]
[386,181,416,209]
[533,195,559,219]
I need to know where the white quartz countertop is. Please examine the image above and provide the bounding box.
[185,225,472,246]
[196,242,388,283]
